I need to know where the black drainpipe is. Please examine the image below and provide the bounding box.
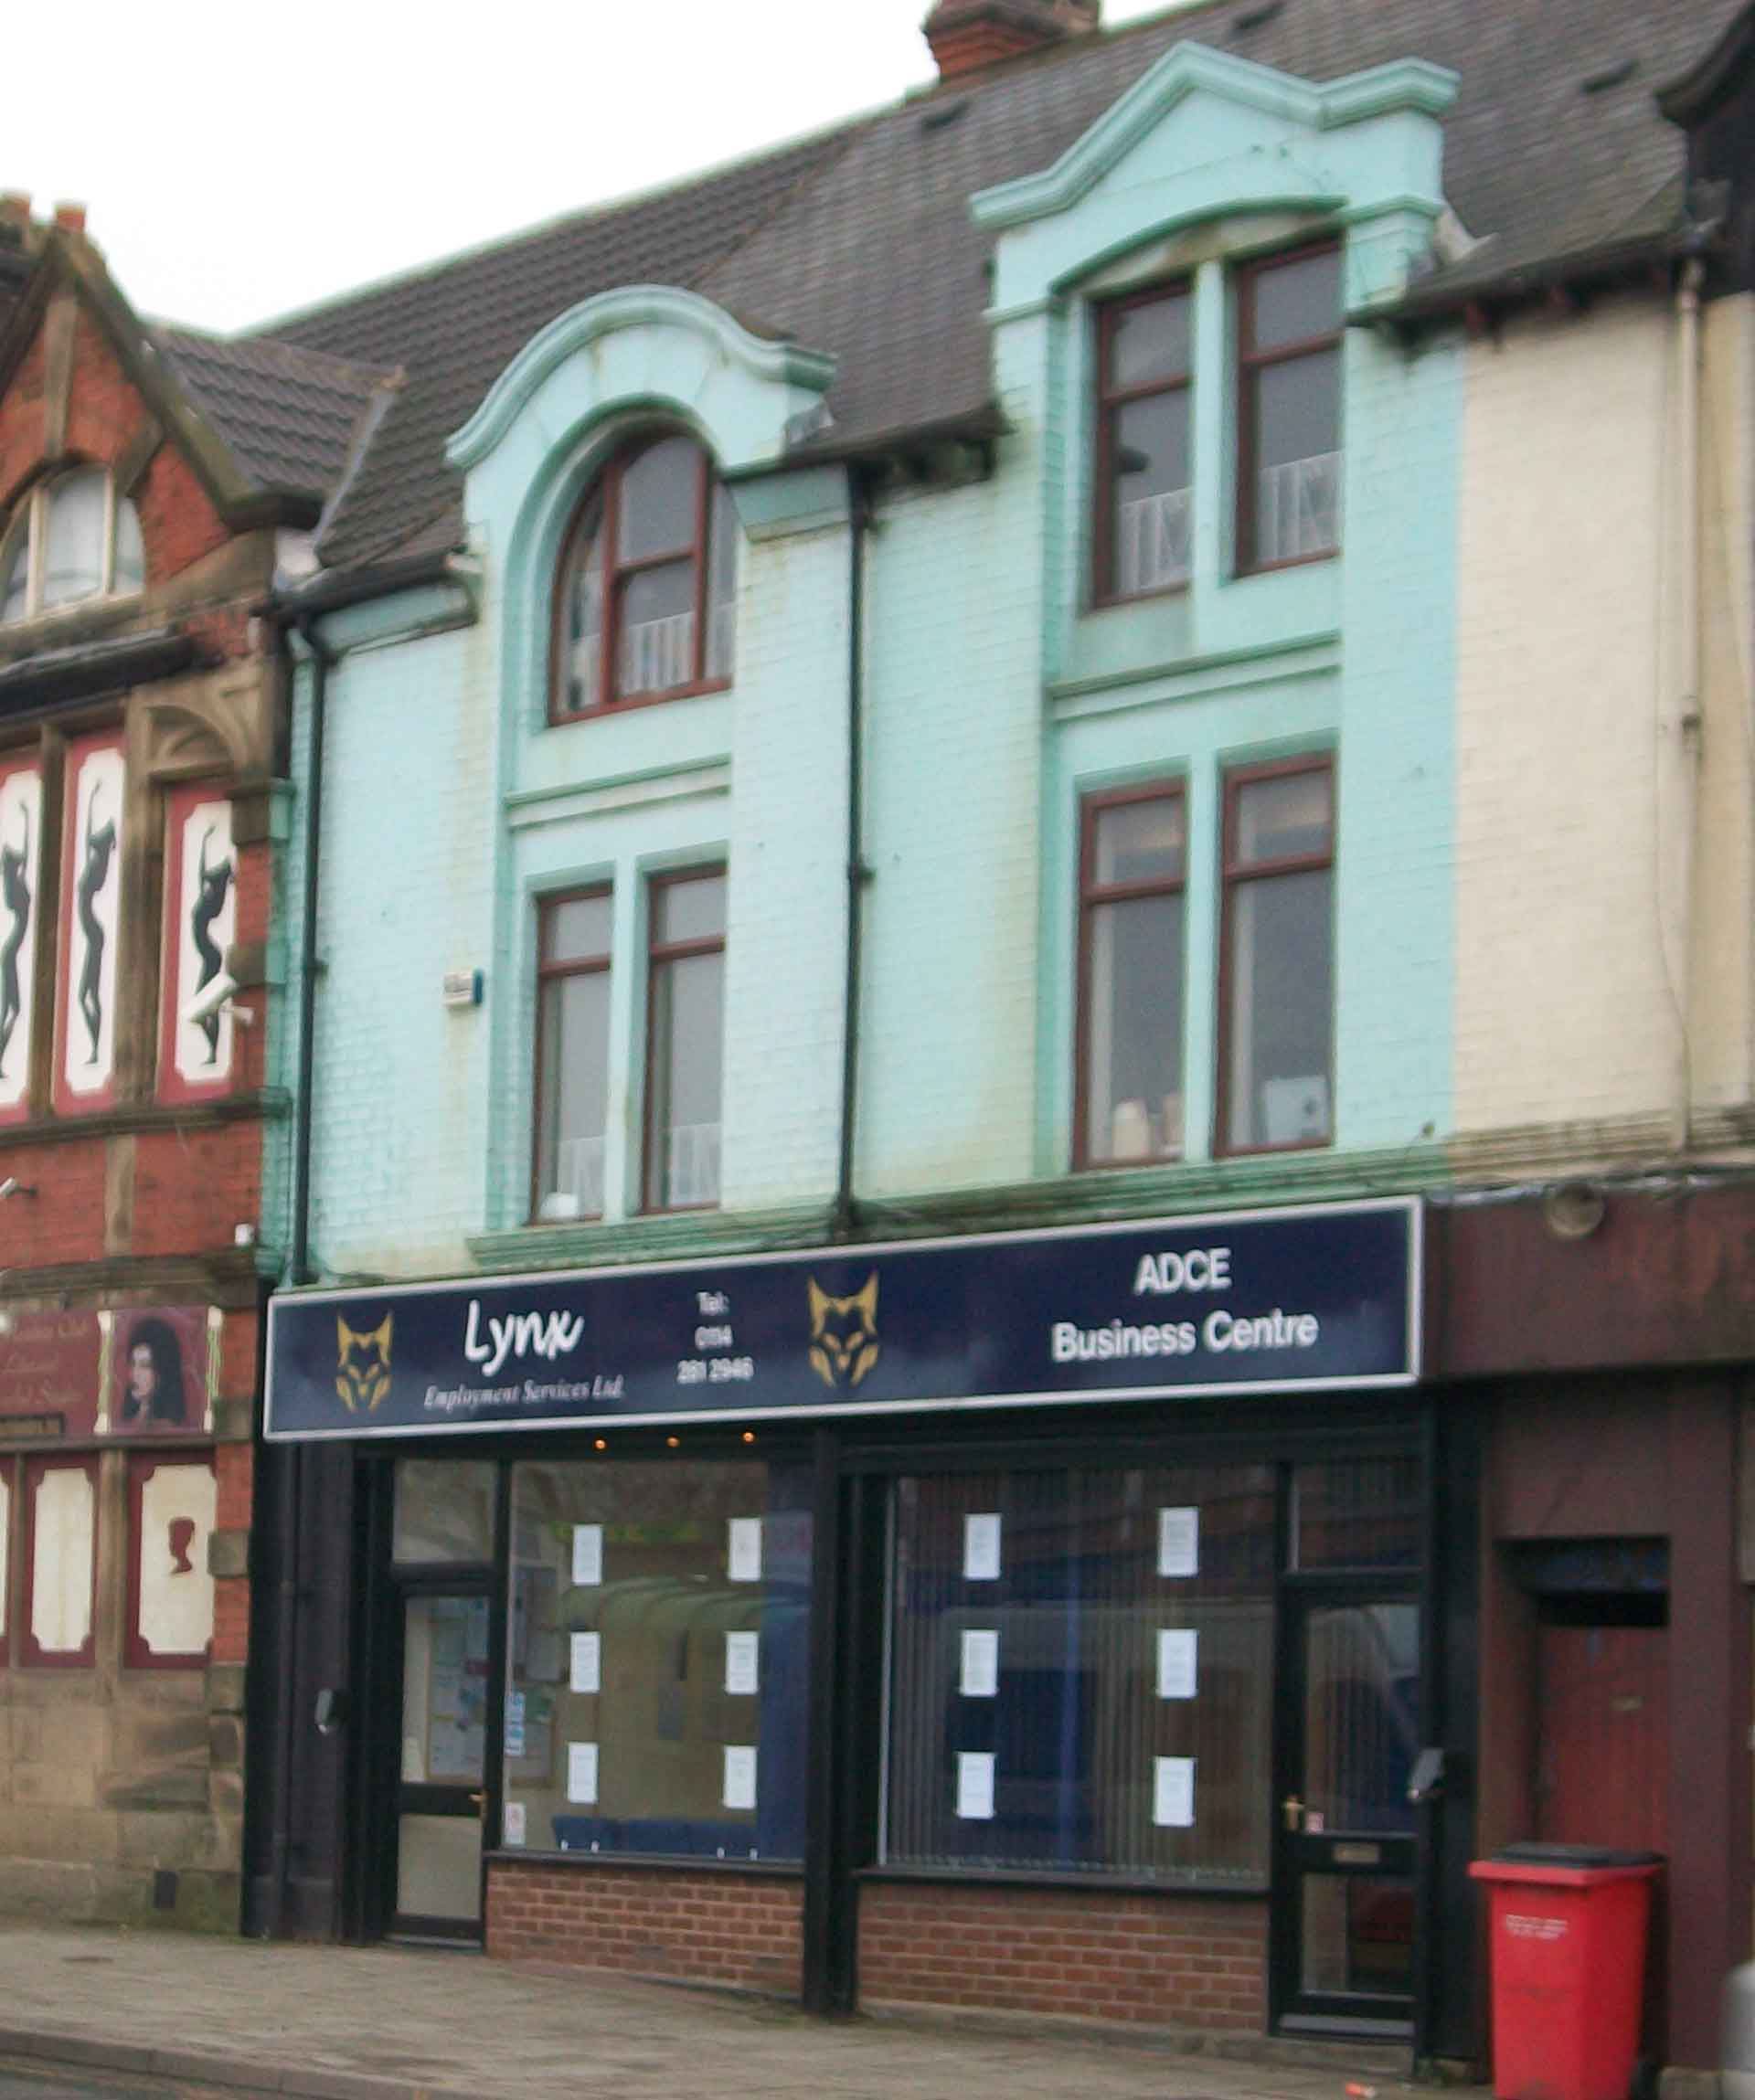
[290,615,334,1289]
[833,469,872,1242]
[262,614,332,1936]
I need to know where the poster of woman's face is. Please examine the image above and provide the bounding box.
[109,1307,211,1433]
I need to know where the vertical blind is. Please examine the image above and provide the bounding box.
[884,1464,1275,1882]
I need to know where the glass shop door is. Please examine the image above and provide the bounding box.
[388,1586,492,1941]
[1275,1591,1420,2033]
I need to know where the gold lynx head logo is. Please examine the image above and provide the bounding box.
[335,1314,393,1413]
[807,1274,879,1390]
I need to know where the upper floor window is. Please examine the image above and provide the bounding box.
[1074,783,1186,1168]
[551,434,738,720]
[1093,283,1192,604]
[533,887,613,1223]
[0,469,144,626]
[644,868,725,1213]
[1217,755,1335,1155]
[1235,244,1343,573]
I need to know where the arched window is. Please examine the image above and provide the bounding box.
[0,469,145,625]
[552,433,737,718]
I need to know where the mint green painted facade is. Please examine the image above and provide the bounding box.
[272,40,1464,1286]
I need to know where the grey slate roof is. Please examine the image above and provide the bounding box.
[249,0,1743,574]
[259,131,853,568]
[154,327,395,503]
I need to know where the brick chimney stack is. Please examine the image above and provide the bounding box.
[923,0,1100,82]
[52,202,87,237]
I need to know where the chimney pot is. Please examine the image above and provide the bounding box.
[924,0,1099,81]
[53,202,87,236]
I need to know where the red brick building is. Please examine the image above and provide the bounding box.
[0,202,386,1926]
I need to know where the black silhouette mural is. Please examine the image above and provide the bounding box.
[0,792,31,1084]
[187,824,234,1066]
[75,781,118,1067]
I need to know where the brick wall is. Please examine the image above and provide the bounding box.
[857,1881,1267,2030]
[0,247,268,1934]
[486,1860,803,1995]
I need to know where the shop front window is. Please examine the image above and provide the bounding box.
[884,1464,1274,1882]
[503,1457,811,1860]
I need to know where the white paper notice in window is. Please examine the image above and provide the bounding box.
[728,1517,763,1583]
[1153,1755,1196,1828]
[503,1801,527,1847]
[956,1750,996,1820]
[569,1630,601,1695]
[960,1628,999,1697]
[723,1745,758,1810]
[963,1511,1002,1581]
[571,1523,603,1587]
[725,1631,760,1695]
[567,1741,599,1805]
[1156,1628,1198,1701]
[1157,1506,1199,1578]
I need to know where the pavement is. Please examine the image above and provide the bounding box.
[0,1921,1423,2100]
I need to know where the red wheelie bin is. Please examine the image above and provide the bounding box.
[1470,1844,1662,2100]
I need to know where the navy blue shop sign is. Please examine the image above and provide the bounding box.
[264,1198,1420,1441]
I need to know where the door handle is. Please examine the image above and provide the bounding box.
[1282,1794,1305,1832]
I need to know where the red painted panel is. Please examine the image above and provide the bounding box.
[1535,1624,1668,1853]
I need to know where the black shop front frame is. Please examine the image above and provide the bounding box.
[252,1202,1479,2050]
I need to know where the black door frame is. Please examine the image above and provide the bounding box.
[1270,1574,1421,2035]
[357,1449,504,1946]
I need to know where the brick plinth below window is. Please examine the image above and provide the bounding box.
[485,1859,803,1997]
[857,1881,1268,2030]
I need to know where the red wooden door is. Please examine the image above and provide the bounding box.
[1535,1622,1668,1852]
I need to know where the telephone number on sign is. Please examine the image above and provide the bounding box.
[675,1357,756,1385]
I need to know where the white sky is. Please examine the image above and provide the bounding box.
[10,0,1183,337]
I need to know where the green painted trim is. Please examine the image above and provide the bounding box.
[264,779,295,845]
[448,286,836,471]
[971,45,1459,231]
[1337,193,1447,228]
[1048,633,1341,706]
[504,757,731,829]
[466,1142,1452,1274]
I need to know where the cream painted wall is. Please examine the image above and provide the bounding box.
[1452,290,1755,1155]
[1691,292,1755,1121]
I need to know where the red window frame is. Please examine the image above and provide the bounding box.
[124,1449,216,1670]
[1072,780,1187,1172]
[1234,240,1344,578]
[1214,752,1335,1160]
[549,435,729,723]
[530,885,613,1223]
[1091,281,1193,608]
[20,1451,99,1669]
[641,865,726,1216]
